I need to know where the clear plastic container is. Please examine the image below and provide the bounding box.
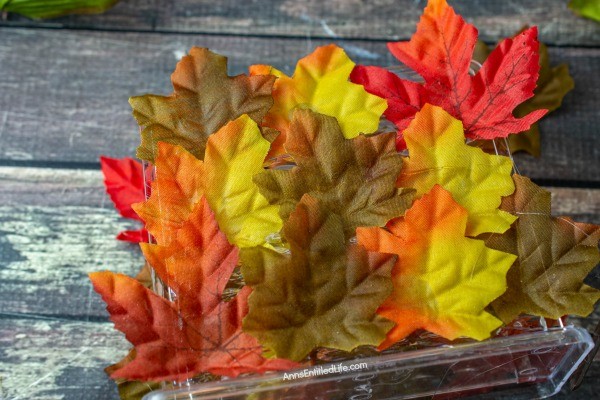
[143,325,593,400]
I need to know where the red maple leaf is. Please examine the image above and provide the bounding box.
[100,156,149,242]
[90,198,298,382]
[350,0,547,150]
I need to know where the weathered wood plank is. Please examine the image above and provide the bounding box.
[0,318,127,400]
[2,0,599,46]
[2,167,599,218]
[0,205,143,319]
[0,28,598,183]
[0,167,107,207]
[0,317,598,400]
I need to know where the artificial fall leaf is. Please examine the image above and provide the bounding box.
[472,36,574,156]
[90,198,297,382]
[131,47,275,162]
[250,44,387,158]
[254,109,414,239]
[105,350,160,400]
[241,195,396,361]
[357,185,516,349]
[132,143,204,246]
[484,175,600,323]
[203,115,282,248]
[100,156,148,243]
[134,116,281,248]
[569,0,600,22]
[0,0,119,19]
[350,0,547,149]
[396,104,516,236]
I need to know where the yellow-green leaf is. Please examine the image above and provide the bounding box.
[203,115,282,248]
[357,186,515,348]
[250,44,387,157]
[569,0,600,22]
[1,0,119,19]
[397,104,516,236]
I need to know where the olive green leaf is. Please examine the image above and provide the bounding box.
[254,109,414,239]
[569,0,600,23]
[241,195,395,361]
[484,175,600,323]
[130,47,275,162]
[0,0,119,19]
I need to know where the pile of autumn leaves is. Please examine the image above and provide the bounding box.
[92,0,600,386]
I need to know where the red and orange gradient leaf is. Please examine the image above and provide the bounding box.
[90,198,297,382]
[351,0,547,149]
[132,143,204,246]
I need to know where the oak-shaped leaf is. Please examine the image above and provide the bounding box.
[254,109,414,239]
[350,0,547,149]
[250,44,387,158]
[357,185,516,349]
[90,198,297,382]
[472,36,574,156]
[100,156,149,243]
[131,47,275,162]
[484,175,600,322]
[241,195,396,361]
[396,104,516,236]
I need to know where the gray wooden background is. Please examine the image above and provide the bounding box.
[0,0,598,399]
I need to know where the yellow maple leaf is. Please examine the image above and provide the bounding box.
[250,44,387,157]
[203,115,282,248]
[397,104,516,236]
[357,185,516,348]
[134,115,281,248]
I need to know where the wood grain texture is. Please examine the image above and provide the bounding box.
[0,28,598,183]
[2,0,599,46]
[0,318,127,400]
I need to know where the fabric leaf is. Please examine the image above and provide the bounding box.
[203,115,282,248]
[100,156,148,243]
[131,47,275,162]
[484,175,600,322]
[472,37,574,156]
[241,195,396,361]
[254,109,414,239]
[132,143,204,246]
[569,0,600,22]
[396,104,516,236]
[357,185,516,348]
[91,197,296,382]
[250,44,387,158]
[351,0,547,149]
[1,0,119,19]
[134,116,280,248]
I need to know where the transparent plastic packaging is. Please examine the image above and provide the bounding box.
[143,324,593,400]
